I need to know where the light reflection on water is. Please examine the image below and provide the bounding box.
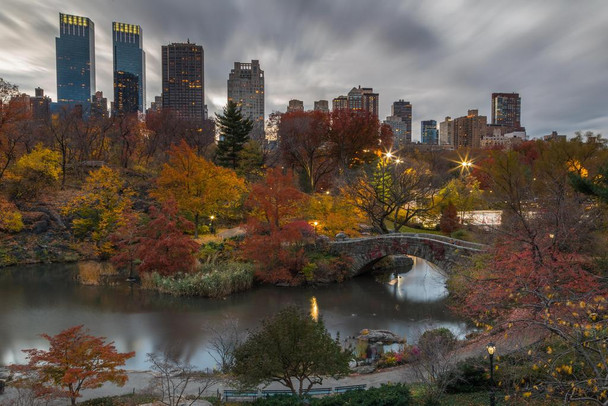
[0,257,469,370]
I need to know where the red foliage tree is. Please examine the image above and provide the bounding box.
[136,200,199,276]
[13,325,134,405]
[439,202,460,234]
[109,210,140,277]
[246,168,308,229]
[327,109,392,171]
[278,110,333,193]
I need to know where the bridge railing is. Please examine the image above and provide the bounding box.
[331,233,487,251]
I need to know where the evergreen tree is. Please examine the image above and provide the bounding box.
[215,101,253,169]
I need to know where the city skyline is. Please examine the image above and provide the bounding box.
[1,0,607,140]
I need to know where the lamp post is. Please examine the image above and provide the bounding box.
[209,215,215,235]
[487,342,496,406]
[313,221,318,236]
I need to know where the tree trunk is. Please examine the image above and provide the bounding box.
[194,213,199,238]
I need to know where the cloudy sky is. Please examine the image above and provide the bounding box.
[1,0,607,140]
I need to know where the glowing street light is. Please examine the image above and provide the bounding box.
[209,215,216,234]
[487,343,496,406]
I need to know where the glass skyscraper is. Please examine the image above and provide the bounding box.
[421,120,438,145]
[56,13,95,106]
[113,22,145,113]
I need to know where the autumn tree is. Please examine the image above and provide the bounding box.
[0,195,23,233]
[305,192,363,237]
[278,110,333,192]
[13,325,134,406]
[233,306,351,396]
[135,201,199,276]
[439,201,460,234]
[0,78,30,180]
[449,138,608,403]
[437,175,484,224]
[152,140,245,237]
[44,106,80,188]
[63,166,133,258]
[246,167,308,229]
[345,154,443,233]
[327,109,392,172]
[109,210,140,278]
[8,144,61,200]
[215,100,253,170]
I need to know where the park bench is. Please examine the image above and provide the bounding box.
[261,389,294,397]
[224,389,259,401]
[334,384,366,393]
[307,387,332,396]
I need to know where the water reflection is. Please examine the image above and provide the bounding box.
[0,258,469,370]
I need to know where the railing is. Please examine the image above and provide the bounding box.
[330,232,487,251]
[223,384,366,402]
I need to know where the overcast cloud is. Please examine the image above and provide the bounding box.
[1,0,607,140]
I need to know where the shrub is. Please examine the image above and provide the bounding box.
[150,262,255,297]
[316,384,413,406]
[444,358,489,394]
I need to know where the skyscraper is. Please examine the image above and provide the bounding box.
[113,22,145,113]
[439,116,453,146]
[491,92,521,128]
[56,13,95,107]
[287,99,304,112]
[332,95,348,111]
[453,110,486,148]
[391,100,412,144]
[314,100,329,113]
[383,115,408,148]
[421,120,438,145]
[346,86,379,118]
[227,60,265,139]
[114,71,139,115]
[161,42,205,124]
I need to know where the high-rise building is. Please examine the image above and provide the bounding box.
[439,116,453,146]
[30,88,51,121]
[391,100,412,144]
[56,13,95,107]
[227,60,265,139]
[287,99,304,112]
[332,95,348,111]
[383,115,408,148]
[421,120,438,145]
[114,71,139,115]
[147,95,162,114]
[346,86,379,118]
[161,41,205,124]
[91,91,108,118]
[453,109,487,148]
[113,22,145,114]
[491,92,521,128]
[314,100,329,113]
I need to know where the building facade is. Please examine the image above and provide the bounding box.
[491,92,521,128]
[391,100,412,144]
[227,60,264,138]
[346,86,378,118]
[113,22,145,114]
[421,120,438,145]
[114,71,139,115]
[453,110,487,148]
[439,116,453,146]
[383,115,408,148]
[161,42,205,125]
[91,91,108,118]
[30,88,51,121]
[314,100,329,113]
[56,13,96,107]
[332,95,348,111]
[287,99,304,112]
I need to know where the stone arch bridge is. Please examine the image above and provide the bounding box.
[328,233,488,276]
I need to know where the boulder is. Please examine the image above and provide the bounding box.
[357,329,405,344]
[335,232,347,240]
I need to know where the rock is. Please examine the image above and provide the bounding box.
[352,365,376,374]
[21,211,49,224]
[335,232,347,240]
[357,329,405,344]
[32,219,49,234]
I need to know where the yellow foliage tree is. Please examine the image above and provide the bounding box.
[152,140,246,238]
[63,166,133,258]
[0,195,23,233]
[306,193,363,237]
[9,143,61,200]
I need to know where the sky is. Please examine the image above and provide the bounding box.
[1,0,607,141]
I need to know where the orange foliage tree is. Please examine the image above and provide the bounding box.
[13,325,134,405]
[152,140,245,237]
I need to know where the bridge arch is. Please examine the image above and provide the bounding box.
[328,233,487,277]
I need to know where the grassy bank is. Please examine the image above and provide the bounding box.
[146,261,255,298]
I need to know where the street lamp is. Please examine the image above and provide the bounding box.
[487,342,496,406]
[209,215,215,235]
[313,221,318,235]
